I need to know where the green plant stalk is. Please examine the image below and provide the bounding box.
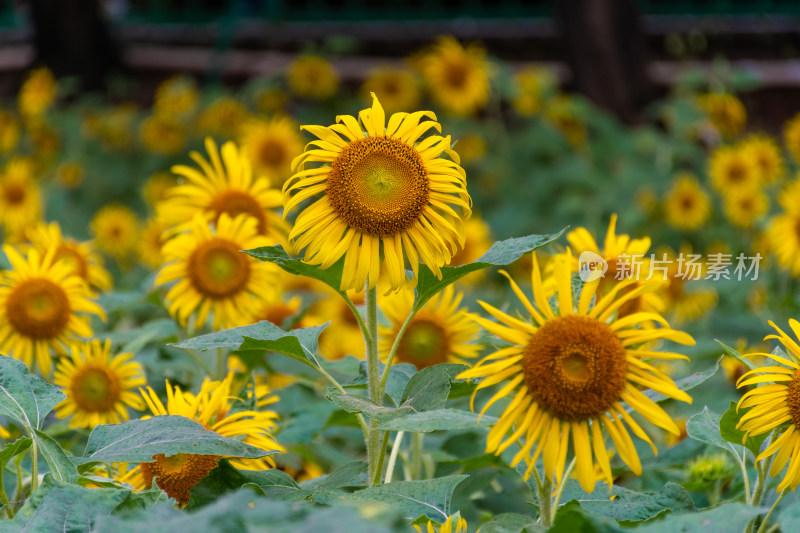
[364,286,381,486]
[29,438,38,495]
[411,432,424,480]
[378,310,416,394]
[755,489,788,533]
[343,293,370,344]
[550,459,577,513]
[14,456,21,507]
[372,431,391,486]
[0,463,12,519]
[746,451,776,533]
[384,431,405,484]
[534,469,554,528]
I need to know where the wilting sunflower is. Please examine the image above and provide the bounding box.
[284,93,472,292]
[315,288,366,361]
[512,67,555,117]
[0,159,42,239]
[414,513,467,533]
[55,162,84,189]
[18,67,56,118]
[142,171,178,207]
[0,246,105,375]
[156,213,277,330]
[138,218,168,271]
[723,186,768,229]
[458,251,694,492]
[239,116,304,186]
[158,137,288,241]
[663,173,711,232]
[736,320,800,492]
[0,110,20,153]
[153,76,199,118]
[418,36,491,116]
[287,55,340,100]
[140,114,186,155]
[90,204,140,264]
[784,112,800,163]
[361,67,421,115]
[708,145,760,194]
[697,93,746,138]
[196,96,250,139]
[121,373,284,506]
[25,221,112,291]
[741,134,784,184]
[53,339,145,429]
[379,285,480,370]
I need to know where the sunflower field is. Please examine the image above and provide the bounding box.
[2,33,800,533]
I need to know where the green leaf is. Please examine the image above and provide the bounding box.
[300,461,367,491]
[32,429,78,483]
[0,436,31,464]
[549,502,624,533]
[378,409,497,432]
[0,356,65,430]
[478,513,544,533]
[720,401,768,458]
[400,364,462,411]
[414,230,566,309]
[244,244,347,296]
[686,407,746,457]
[642,358,719,403]
[342,361,417,406]
[566,481,695,524]
[329,474,469,521]
[79,415,276,464]
[634,502,766,533]
[173,321,329,370]
[327,391,414,423]
[715,339,757,372]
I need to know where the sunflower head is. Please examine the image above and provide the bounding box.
[196,96,250,138]
[418,36,491,116]
[19,67,56,117]
[697,93,746,138]
[512,67,556,116]
[240,116,304,185]
[90,204,140,263]
[140,114,186,155]
[154,75,199,118]
[0,110,20,153]
[784,112,800,163]
[723,186,768,229]
[287,55,339,100]
[708,145,760,194]
[284,93,471,292]
[361,67,421,115]
[664,173,711,232]
[741,134,784,184]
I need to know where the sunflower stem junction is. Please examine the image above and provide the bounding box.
[536,471,554,528]
[551,458,577,512]
[379,309,417,395]
[364,285,382,486]
[29,438,37,495]
[755,489,788,533]
[372,430,391,486]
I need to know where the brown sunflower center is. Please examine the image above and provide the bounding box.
[786,370,800,428]
[396,318,449,369]
[444,61,469,89]
[208,189,268,234]
[3,183,25,204]
[261,303,296,329]
[258,138,286,167]
[70,366,121,412]
[187,238,251,299]
[56,243,89,280]
[141,453,221,506]
[521,315,628,422]
[726,162,745,183]
[326,136,429,236]
[680,194,696,210]
[6,278,71,339]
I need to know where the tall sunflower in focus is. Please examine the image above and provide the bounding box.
[239,116,304,186]
[0,246,105,375]
[155,213,278,330]
[90,205,140,264]
[53,339,145,429]
[418,36,491,116]
[18,67,56,117]
[287,56,339,100]
[361,67,421,115]
[379,285,480,369]
[284,93,472,292]
[0,159,42,240]
[121,373,284,506]
[697,93,746,138]
[736,320,800,492]
[663,173,711,232]
[158,137,288,241]
[708,145,760,194]
[741,134,784,184]
[458,251,694,491]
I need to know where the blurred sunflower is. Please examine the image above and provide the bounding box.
[418,36,490,116]
[708,145,760,194]
[142,171,178,207]
[53,339,145,429]
[252,294,307,330]
[140,114,186,155]
[380,285,480,369]
[29,121,60,163]
[696,93,746,138]
[512,67,555,117]
[25,221,112,292]
[153,76,199,118]
[449,216,492,286]
[284,93,471,292]
[783,112,800,162]
[0,159,42,240]
[0,110,20,152]
[316,289,365,361]
[287,55,339,100]
[455,134,486,165]
[138,218,168,271]
[0,245,105,375]
[657,245,718,323]
[736,320,800,492]
[155,213,277,330]
[458,251,694,492]
[721,338,766,388]
[196,96,250,139]
[741,134,784,184]
[253,87,288,114]
[240,116,304,186]
[663,173,711,232]
[361,67,421,115]
[90,204,140,264]
[414,513,467,533]
[158,137,288,241]
[278,458,325,483]
[545,95,587,147]
[55,162,84,189]
[766,211,800,277]
[723,187,768,229]
[121,373,284,506]
[18,67,56,117]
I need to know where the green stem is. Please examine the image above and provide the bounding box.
[0,462,12,519]
[384,431,405,484]
[29,438,38,495]
[372,431,391,486]
[411,432,424,480]
[316,365,369,437]
[343,293,370,344]
[551,459,577,513]
[364,286,381,486]
[746,445,776,533]
[14,456,21,506]
[378,309,417,394]
[731,445,751,504]
[755,489,788,533]
[536,471,554,528]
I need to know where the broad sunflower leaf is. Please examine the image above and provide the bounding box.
[244,244,347,296]
[400,363,463,411]
[0,356,65,430]
[172,321,329,370]
[78,415,276,464]
[715,339,758,372]
[633,502,766,533]
[686,406,746,457]
[414,230,566,310]
[0,436,31,464]
[478,513,544,533]
[33,429,78,483]
[378,409,497,432]
[326,391,414,423]
[642,358,720,403]
[719,401,769,458]
[549,502,625,533]
[342,361,417,406]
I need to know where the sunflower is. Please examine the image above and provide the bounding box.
[784,112,800,162]
[545,95,587,147]
[741,134,784,184]
[53,339,145,429]
[140,114,186,155]
[0,245,105,375]
[663,173,711,231]
[0,159,42,239]
[414,513,467,533]
[361,67,421,115]
[156,213,278,330]
[766,211,800,276]
[449,216,492,286]
[697,93,746,138]
[158,137,288,241]
[287,55,339,100]
[284,93,472,292]
[90,204,140,264]
[142,171,178,207]
[380,285,480,370]
[28,121,60,163]
[735,320,800,492]
[657,245,718,323]
[239,116,304,186]
[418,36,491,117]
[315,289,366,361]
[457,251,694,492]
[120,373,284,506]
[25,221,112,291]
[708,145,760,194]
[18,67,56,117]
[138,218,167,271]
[55,162,84,189]
[455,134,486,165]
[153,76,199,118]
[0,110,20,152]
[196,96,250,139]
[253,87,288,114]
[512,67,555,117]
[723,186,768,229]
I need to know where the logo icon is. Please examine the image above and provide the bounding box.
[578,251,608,282]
